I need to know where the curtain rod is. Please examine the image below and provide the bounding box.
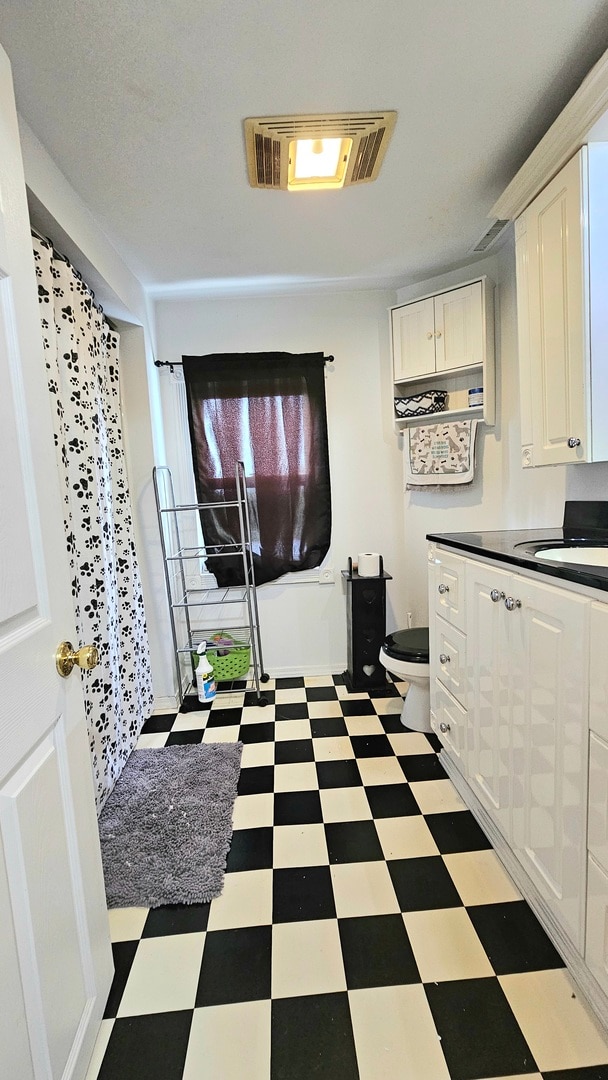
[154,354,334,372]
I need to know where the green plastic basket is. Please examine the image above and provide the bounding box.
[205,633,251,682]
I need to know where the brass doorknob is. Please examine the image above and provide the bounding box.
[56,641,99,678]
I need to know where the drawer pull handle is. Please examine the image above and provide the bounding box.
[439,722,451,733]
[439,653,451,664]
[490,589,505,603]
[438,583,449,594]
[504,596,521,612]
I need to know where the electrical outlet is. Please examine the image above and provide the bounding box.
[318,567,335,585]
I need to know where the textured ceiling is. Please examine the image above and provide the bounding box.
[1,0,608,295]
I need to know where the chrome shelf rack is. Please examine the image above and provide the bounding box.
[153,462,269,709]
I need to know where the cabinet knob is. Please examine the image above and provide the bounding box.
[567,437,581,448]
[435,330,442,338]
[439,722,451,733]
[504,596,521,611]
[426,331,433,340]
[439,653,451,664]
[490,589,505,603]
[438,583,449,594]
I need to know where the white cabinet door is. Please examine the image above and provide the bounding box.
[517,149,588,465]
[585,854,608,997]
[391,296,435,380]
[464,555,589,951]
[0,44,112,1080]
[434,281,483,372]
[511,574,589,951]
[590,601,608,742]
[465,561,513,836]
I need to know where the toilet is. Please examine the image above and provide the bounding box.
[379,627,431,733]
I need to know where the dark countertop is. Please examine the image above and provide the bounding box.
[426,528,608,593]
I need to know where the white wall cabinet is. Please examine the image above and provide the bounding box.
[390,276,495,429]
[515,145,608,467]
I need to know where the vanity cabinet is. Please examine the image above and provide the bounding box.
[515,144,608,467]
[390,276,495,429]
[586,602,608,995]
[467,559,589,942]
[429,543,590,953]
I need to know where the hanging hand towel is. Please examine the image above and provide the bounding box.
[405,420,478,489]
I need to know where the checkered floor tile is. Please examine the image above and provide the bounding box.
[87,675,608,1080]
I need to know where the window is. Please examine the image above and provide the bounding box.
[182,352,332,586]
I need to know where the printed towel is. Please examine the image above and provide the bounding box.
[405,420,478,488]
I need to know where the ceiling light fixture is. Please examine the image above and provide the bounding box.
[244,112,397,192]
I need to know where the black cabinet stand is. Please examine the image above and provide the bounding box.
[341,565,392,692]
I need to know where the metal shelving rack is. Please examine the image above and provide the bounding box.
[153,462,269,708]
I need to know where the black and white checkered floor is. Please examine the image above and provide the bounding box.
[88,675,608,1080]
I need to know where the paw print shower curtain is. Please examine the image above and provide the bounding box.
[33,234,154,813]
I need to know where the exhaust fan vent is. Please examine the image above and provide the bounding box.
[244,112,397,191]
[470,219,510,253]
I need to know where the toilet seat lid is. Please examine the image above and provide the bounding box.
[383,627,429,663]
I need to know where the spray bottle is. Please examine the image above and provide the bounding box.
[195,641,216,704]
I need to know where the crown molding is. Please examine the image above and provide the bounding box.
[491,48,608,221]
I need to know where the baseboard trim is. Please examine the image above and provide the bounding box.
[152,696,178,713]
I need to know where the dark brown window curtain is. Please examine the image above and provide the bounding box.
[182,352,332,587]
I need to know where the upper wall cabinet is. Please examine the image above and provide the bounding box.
[390,276,495,429]
[515,145,608,467]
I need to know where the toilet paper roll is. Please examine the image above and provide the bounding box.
[358,552,381,577]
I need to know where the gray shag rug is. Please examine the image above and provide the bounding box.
[98,742,242,908]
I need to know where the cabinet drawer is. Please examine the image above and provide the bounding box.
[433,616,466,707]
[586,854,608,997]
[431,549,467,632]
[431,679,466,766]
[589,732,608,874]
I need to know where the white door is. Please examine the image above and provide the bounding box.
[511,575,589,951]
[522,149,588,465]
[434,281,483,372]
[391,296,435,380]
[465,561,512,836]
[0,43,112,1080]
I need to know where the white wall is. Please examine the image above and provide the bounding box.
[398,235,608,624]
[154,287,408,677]
[18,120,176,707]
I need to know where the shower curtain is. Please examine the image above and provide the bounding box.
[33,234,154,812]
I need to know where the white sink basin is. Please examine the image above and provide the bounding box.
[534,546,608,567]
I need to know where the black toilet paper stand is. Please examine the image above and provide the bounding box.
[341,561,392,692]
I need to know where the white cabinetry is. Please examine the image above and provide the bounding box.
[390,276,495,429]
[586,602,608,995]
[515,145,608,467]
[463,556,588,949]
[464,561,513,835]
[428,546,469,767]
[509,573,588,951]
[430,543,590,956]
